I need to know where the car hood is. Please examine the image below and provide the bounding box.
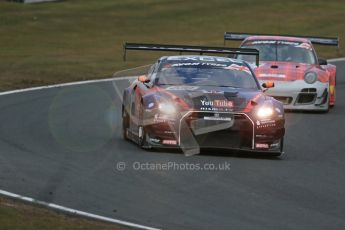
[254,61,315,81]
[154,85,263,112]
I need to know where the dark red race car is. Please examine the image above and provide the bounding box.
[121,43,285,156]
[224,32,338,112]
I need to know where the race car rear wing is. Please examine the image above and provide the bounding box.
[223,32,339,47]
[123,42,260,66]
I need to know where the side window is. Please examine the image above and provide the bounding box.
[148,63,158,76]
[148,62,159,85]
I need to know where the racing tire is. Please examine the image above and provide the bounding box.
[138,105,150,149]
[122,105,130,141]
[323,96,330,113]
[138,126,151,150]
[330,86,335,108]
[138,126,146,147]
[272,137,285,158]
[330,74,336,109]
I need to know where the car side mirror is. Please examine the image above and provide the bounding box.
[138,75,150,83]
[262,82,275,88]
[318,58,328,65]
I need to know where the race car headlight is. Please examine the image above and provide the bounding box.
[257,107,274,118]
[304,72,317,84]
[158,102,176,114]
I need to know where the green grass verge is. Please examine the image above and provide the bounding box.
[0,0,344,91]
[0,196,132,230]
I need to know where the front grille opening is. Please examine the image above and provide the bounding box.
[301,88,317,93]
[182,112,253,149]
[297,94,316,104]
[273,96,293,105]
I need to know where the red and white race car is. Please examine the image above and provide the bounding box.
[224,32,339,112]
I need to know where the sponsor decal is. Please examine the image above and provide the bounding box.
[148,102,155,109]
[257,123,276,128]
[249,40,312,50]
[162,139,177,145]
[171,62,199,67]
[201,99,234,108]
[166,85,199,91]
[224,64,251,74]
[204,114,232,121]
[164,130,176,134]
[162,64,172,70]
[214,100,234,108]
[259,73,286,78]
[149,138,160,143]
[250,40,313,48]
[154,114,176,123]
[166,56,231,62]
[201,89,224,94]
[295,42,312,50]
[279,41,300,46]
[270,142,280,148]
[200,107,232,112]
[171,62,227,67]
[256,119,276,128]
[250,40,300,46]
[260,119,275,124]
[251,40,276,45]
[256,143,269,149]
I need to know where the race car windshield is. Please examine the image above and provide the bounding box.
[155,61,258,89]
[238,40,317,64]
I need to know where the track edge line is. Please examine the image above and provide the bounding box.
[0,189,161,230]
[0,76,136,96]
[0,57,344,96]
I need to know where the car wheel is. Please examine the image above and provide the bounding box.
[138,105,150,149]
[323,95,330,113]
[273,138,286,158]
[122,105,130,140]
[330,85,335,108]
[138,126,146,146]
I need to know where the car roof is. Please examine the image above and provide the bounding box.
[244,35,311,44]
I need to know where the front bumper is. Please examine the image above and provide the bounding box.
[144,111,284,153]
[261,80,329,111]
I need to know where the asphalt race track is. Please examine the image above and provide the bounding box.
[1,60,345,230]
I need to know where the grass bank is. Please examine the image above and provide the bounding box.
[0,0,344,90]
[0,195,132,229]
